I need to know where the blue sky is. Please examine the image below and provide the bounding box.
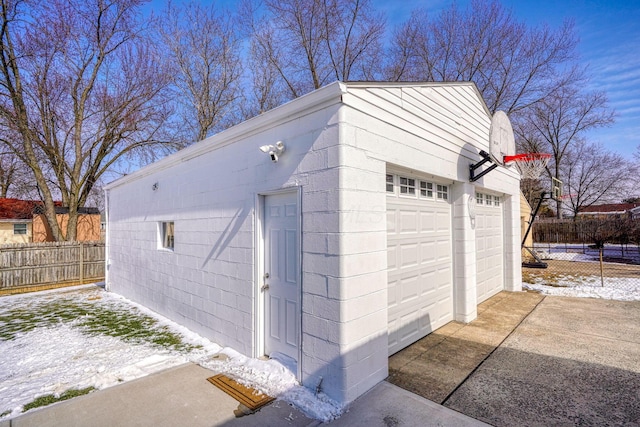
[375,0,640,157]
[148,0,640,157]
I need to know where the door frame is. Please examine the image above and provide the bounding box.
[254,187,303,380]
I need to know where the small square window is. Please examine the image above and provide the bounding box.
[14,223,27,235]
[160,221,174,250]
[386,174,394,193]
[494,196,501,206]
[399,177,416,195]
[420,181,433,198]
[476,192,484,205]
[437,184,448,200]
[486,195,493,206]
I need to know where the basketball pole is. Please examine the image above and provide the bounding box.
[522,191,549,269]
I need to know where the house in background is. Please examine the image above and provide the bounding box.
[520,192,533,247]
[105,81,523,405]
[0,198,101,243]
[31,205,101,242]
[0,199,35,244]
[576,202,640,219]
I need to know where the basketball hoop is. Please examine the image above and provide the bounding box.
[504,153,551,180]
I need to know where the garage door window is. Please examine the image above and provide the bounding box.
[476,192,502,208]
[420,181,433,198]
[386,174,395,193]
[399,177,416,195]
[437,185,448,200]
[387,173,448,202]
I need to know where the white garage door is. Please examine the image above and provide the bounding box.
[387,174,453,356]
[475,193,504,303]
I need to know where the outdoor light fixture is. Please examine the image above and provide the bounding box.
[259,141,285,163]
[152,182,159,191]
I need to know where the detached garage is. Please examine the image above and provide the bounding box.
[105,81,522,406]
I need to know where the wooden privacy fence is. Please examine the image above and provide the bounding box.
[532,218,640,245]
[0,241,105,294]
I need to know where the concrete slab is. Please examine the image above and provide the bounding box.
[388,291,544,403]
[8,363,317,427]
[323,382,489,427]
[445,296,640,426]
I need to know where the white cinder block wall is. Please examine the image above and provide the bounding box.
[330,83,522,400]
[106,85,345,359]
[106,81,522,406]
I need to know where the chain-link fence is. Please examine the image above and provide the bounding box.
[522,242,640,289]
[523,218,640,290]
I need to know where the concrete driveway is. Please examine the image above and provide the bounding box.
[390,292,640,426]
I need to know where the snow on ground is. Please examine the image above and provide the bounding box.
[0,285,342,422]
[523,277,640,301]
[537,251,592,262]
[524,245,640,300]
[3,272,638,422]
[533,243,640,263]
[200,348,343,422]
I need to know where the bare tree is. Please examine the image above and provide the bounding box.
[0,154,33,198]
[157,1,243,142]
[561,140,635,217]
[386,0,579,115]
[520,177,546,208]
[0,126,36,198]
[516,83,615,218]
[244,22,291,116]
[0,0,174,241]
[243,0,385,104]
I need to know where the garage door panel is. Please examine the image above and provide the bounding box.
[399,314,420,343]
[387,210,398,232]
[419,212,435,232]
[420,241,437,263]
[388,192,453,356]
[388,278,399,309]
[435,240,451,261]
[387,244,398,269]
[399,210,419,233]
[400,243,419,267]
[436,212,450,231]
[399,274,420,303]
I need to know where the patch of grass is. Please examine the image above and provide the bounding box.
[0,289,201,352]
[22,387,95,412]
[522,269,587,287]
[0,409,10,418]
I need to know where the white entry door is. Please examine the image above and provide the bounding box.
[263,192,300,364]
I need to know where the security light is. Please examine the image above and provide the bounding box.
[258,141,285,163]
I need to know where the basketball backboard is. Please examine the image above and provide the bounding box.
[489,111,516,166]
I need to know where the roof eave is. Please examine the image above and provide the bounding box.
[104,81,348,191]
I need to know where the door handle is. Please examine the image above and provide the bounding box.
[261,284,270,291]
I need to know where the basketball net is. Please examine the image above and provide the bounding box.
[503,153,551,180]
